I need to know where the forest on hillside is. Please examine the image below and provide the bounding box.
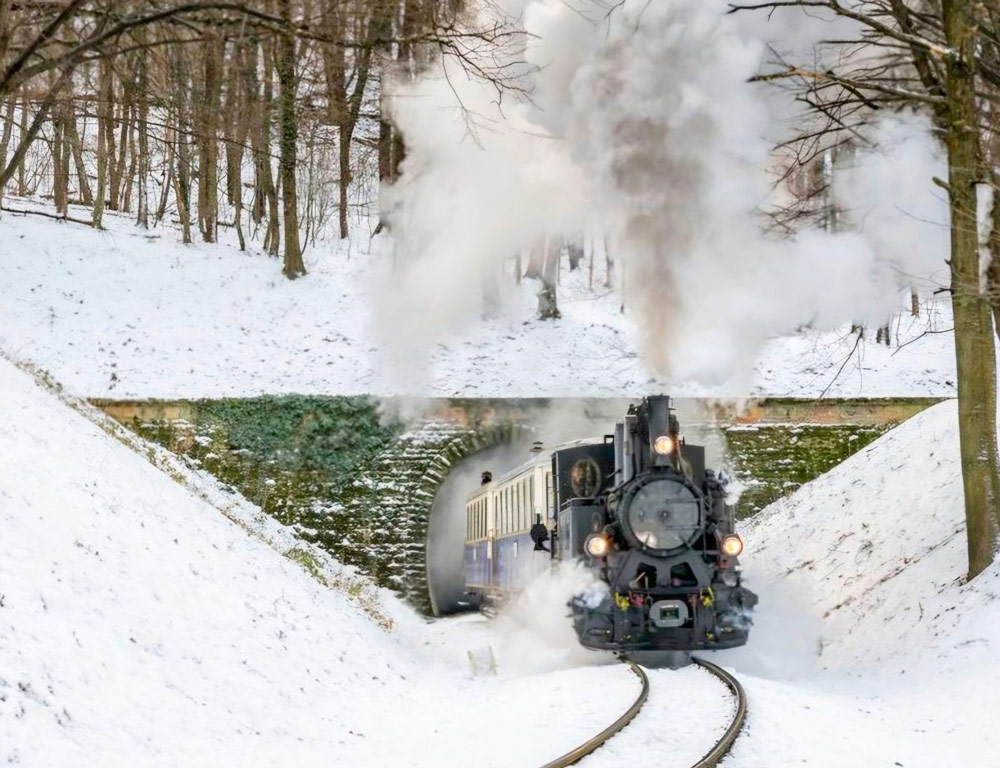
[0,0,514,277]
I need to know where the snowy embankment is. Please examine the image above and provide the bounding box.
[0,204,957,399]
[0,356,645,767]
[711,400,999,767]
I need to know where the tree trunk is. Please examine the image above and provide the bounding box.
[339,114,351,239]
[51,78,67,215]
[943,0,1000,579]
[0,97,14,204]
[230,40,251,251]
[135,42,150,228]
[337,13,377,240]
[567,235,584,270]
[93,57,112,228]
[260,39,280,256]
[155,135,174,225]
[171,48,193,244]
[604,237,615,288]
[121,106,137,213]
[16,85,27,196]
[277,0,305,278]
[538,236,560,320]
[197,37,222,242]
[109,92,130,211]
[65,103,93,207]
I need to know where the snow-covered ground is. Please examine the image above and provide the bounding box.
[0,356,652,767]
[0,204,957,399]
[3,204,998,767]
[708,399,1000,767]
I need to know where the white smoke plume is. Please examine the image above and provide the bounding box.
[490,561,612,674]
[382,0,950,389]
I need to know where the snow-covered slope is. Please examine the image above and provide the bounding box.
[715,400,1000,767]
[0,356,643,767]
[0,204,957,399]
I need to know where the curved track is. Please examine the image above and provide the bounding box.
[690,657,747,768]
[538,662,649,768]
[538,657,746,768]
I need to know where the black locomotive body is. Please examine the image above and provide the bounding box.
[552,396,757,653]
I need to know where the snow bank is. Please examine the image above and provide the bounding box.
[713,401,1000,767]
[0,205,957,398]
[742,399,999,674]
[0,357,641,766]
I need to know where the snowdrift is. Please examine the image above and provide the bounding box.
[742,399,1000,674]
[720,400,1000,767]
[0,358,636,766]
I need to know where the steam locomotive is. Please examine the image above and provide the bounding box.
[463,396,757,655]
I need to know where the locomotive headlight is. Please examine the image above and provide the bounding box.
[721,534,744,557]
[653,435,674,455]
[585,534,610,558]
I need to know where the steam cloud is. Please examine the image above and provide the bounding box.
[382,0,950,389]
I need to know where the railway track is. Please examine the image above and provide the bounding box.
[538,657,746,768]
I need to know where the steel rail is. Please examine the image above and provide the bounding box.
[536,657,746,768]
[538,661,649,768]
[690,657,748,768]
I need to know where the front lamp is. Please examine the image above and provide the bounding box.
[585,534,610,558]
[653,435,674,455]
[721,534,744,558]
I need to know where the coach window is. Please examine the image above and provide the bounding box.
[545,472,554,519]
[503,485,510,531]
[506,487,511,533]
[519,481,525,530]
[517,482,522,530]
[523,479,529,529]
[510,483,517,531]
[516,483,521,531]
[510,485,515,532]
[524,480,529,528]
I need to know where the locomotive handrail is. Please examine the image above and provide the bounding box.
[691,657,748,768]
[537,661,649,768]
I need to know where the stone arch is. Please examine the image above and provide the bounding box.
[371,420,531,615]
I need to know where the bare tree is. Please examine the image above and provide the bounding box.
[732,0,1000,578]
